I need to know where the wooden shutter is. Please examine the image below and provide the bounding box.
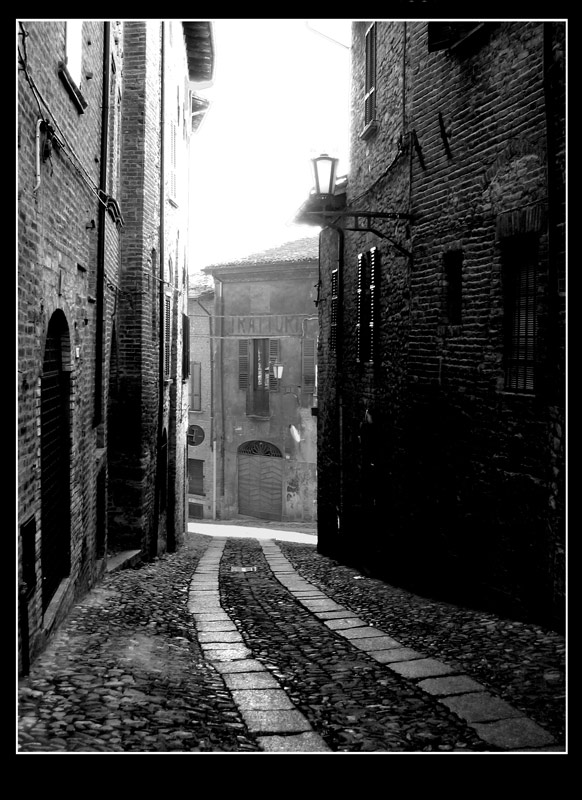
[182,314,190,379]
[369,247,379,363]
[238,339,250,390]
[331,268,339,353]
[164,296,171,376]
[268,338,280,390]
[356,253,366,362]
[190,361,201,410]
[364,23,377,126]
[188,458,204,495]
[303,338,316,390]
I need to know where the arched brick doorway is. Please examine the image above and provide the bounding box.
[40,310,71,612]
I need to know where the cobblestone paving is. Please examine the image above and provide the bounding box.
[18,535,262,753]
[220,538,493,752]
[17,531,566,753]
[277,541,566,746]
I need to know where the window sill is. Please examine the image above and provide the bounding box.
[359,120,378,141]
[58,62,88,114]
[246,413,271,420]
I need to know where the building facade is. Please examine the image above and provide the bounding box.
[199,237,320,523]
[298,21,565,630]
[17,20,214,673]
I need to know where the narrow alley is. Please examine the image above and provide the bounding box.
[17,523,565,754]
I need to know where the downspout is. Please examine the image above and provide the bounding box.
[94,21,111,426]
[152,21,166,558]
[216,278,225,509]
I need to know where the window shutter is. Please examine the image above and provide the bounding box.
[369,247,379,363]
[356,253,364,362]
[268,338,280,390]
[303,338,316,390]
[364,23,377,126]
[238,339,250,390]
[331,268,339,353]
[190,362,201,411]
[182,314,190,379]
[164,296,171,377]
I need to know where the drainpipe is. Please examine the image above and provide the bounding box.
[152,21,166,558]
[196,297,216,519]
[94,21,111,427]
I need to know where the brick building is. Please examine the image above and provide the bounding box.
[196,237,320,523]
[17,20,214,672]
[297,21,565,630]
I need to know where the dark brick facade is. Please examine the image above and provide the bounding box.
[18,20,212,673]
[314,21,565,631]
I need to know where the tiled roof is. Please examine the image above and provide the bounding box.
[202,235,320,271]
[188,270,214,297]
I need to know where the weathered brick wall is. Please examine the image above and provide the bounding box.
[17,21,121,666]
[108,21,162,554]
[318,20,565,629]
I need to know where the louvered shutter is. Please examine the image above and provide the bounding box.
[190,362,201,410]
[331,268,339,353]
[164,296,171,376]
[303,338,316,390]
[369,248,379,363]
[182,314,190,379]
[238,339,250,390]
[364,24,377,126]
[356,253,364,362]
[268,338,280,390]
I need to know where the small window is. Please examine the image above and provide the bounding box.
[188,459,204,495]
[363,23,377,135]
[427,22,492,54]
[59,21,87,112]
[169,120,178,201]
[443,251,463,325]
[503,236,538,393]
[182,314,190,380]
[65,21,83,87]
[190,361,201,410]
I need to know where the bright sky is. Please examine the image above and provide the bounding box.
[189,19,352,270]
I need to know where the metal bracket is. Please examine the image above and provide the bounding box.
[304,209,413,259]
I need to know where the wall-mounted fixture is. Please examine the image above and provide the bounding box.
[295,153,414,258]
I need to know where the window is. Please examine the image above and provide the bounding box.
[169,120,177,202]
[443,251,463,325]
[238,338,281,415]
[503,236,538,393]
[427,22,492,53]
[182,314,190,381]
[362,23,378,138]
[59,21,87,112]
[303,338,316,391]
[65,21,83,87]
[190,361,201,411]
[356,248,380,363]
[188,459,204,495]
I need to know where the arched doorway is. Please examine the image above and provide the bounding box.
[40,310,71,612]
[237,440,283,521]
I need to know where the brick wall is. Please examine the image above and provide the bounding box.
[317,21,565,630]
[17,21,121,666]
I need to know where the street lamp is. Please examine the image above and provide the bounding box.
[311,153,339,200]
[298,153,414,258]
[272,362,284,381]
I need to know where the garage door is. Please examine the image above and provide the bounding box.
[238,441,283,521]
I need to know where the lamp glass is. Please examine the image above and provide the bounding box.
[312,154,339,197]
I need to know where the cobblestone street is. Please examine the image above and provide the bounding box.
[17,525,566,754]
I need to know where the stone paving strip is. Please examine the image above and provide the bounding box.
[188,537,331,753]
[258,541,560,753]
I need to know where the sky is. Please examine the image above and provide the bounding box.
[189,19,352,271]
